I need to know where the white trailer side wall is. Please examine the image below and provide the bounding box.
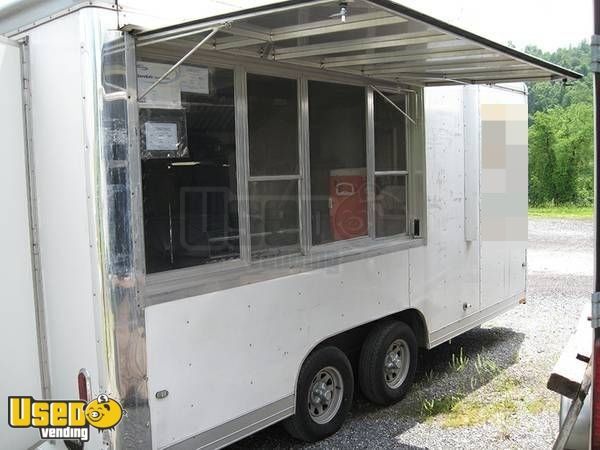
[409,86,481,343]
[0,36,43,450]
[145,251,411,449]
[21,15,112,450]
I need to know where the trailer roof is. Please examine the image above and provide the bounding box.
[134,0,581,87]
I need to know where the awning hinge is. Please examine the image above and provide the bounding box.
[592,35,600,73]
[591,291,600,327]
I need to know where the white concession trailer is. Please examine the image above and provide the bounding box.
[0,1,581,449]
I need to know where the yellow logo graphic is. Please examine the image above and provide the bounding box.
[84,394,123,430]
[8,394,123,442]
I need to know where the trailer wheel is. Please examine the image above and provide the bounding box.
[359,320,417,405]
[64,440,83,450]
[283,346,353,442]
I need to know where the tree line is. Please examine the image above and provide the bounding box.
[525,41,594,206]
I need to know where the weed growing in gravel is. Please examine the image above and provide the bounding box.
[449,348,469,373]
[474,353,500,378]
[424,369,436,383]
[421,394,465,417]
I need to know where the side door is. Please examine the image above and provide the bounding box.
[0,36,44,449]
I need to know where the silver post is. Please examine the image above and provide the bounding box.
[138,26,224,100]
[371,85,416,125]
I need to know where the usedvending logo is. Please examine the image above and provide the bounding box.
[8,394,123,441]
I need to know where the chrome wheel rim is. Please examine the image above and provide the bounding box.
[384,339,410,389]
[308,366,344,424]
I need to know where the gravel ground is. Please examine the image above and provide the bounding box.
[232,218,593,449]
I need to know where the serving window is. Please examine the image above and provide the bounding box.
[136,57,424,277]
[141,66,239,273]
[247,73,301,259]
[308,81,367,245]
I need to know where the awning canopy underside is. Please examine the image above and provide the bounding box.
[135,0,582,87]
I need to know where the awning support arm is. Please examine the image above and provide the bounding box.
[138,25,225,101]
[371,85,416,125]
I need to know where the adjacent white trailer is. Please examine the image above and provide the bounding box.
[0,1,581,449]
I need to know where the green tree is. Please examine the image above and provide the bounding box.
[523,40,593,206]
[525,41,592,118]
[529,103,594,206]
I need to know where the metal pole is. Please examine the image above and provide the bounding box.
[371,85,417,124]
[591,0,600,448]
[138,26,222,100]
[594,2,600,293]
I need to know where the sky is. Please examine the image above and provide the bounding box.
[0,0,593,52]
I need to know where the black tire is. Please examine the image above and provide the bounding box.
[359,320,417,406]
[283,346,354,442]
[64,440,84,450]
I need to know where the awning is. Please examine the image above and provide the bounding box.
[134,0,582,87]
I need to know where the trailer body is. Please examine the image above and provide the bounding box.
[0,1,578,448]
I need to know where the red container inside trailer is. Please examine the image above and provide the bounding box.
[329,168,367,241]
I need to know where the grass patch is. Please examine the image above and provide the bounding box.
[525,397,556,414]
[442,398,518,428]
[421,375,526,428]
[421,395,518,428]
[529,205,593,219]
[493,375,522,394]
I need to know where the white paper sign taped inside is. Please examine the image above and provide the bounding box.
[145,122,178,151]
[181,65,209,94]
[137,61,181,106]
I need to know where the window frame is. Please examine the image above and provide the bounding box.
[372,88,411,240]
[134,49,426,300]
[245,70,303,259]
[305,78,369,249]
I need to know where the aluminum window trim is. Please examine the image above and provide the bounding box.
[248,174,301,182]
[235,65,251,263]
[298,77,312,255]
[366,86,376,239]
[375,170,409,176]
[145,257,248,283]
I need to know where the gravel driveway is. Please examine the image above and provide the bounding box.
[232,218,593,449]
